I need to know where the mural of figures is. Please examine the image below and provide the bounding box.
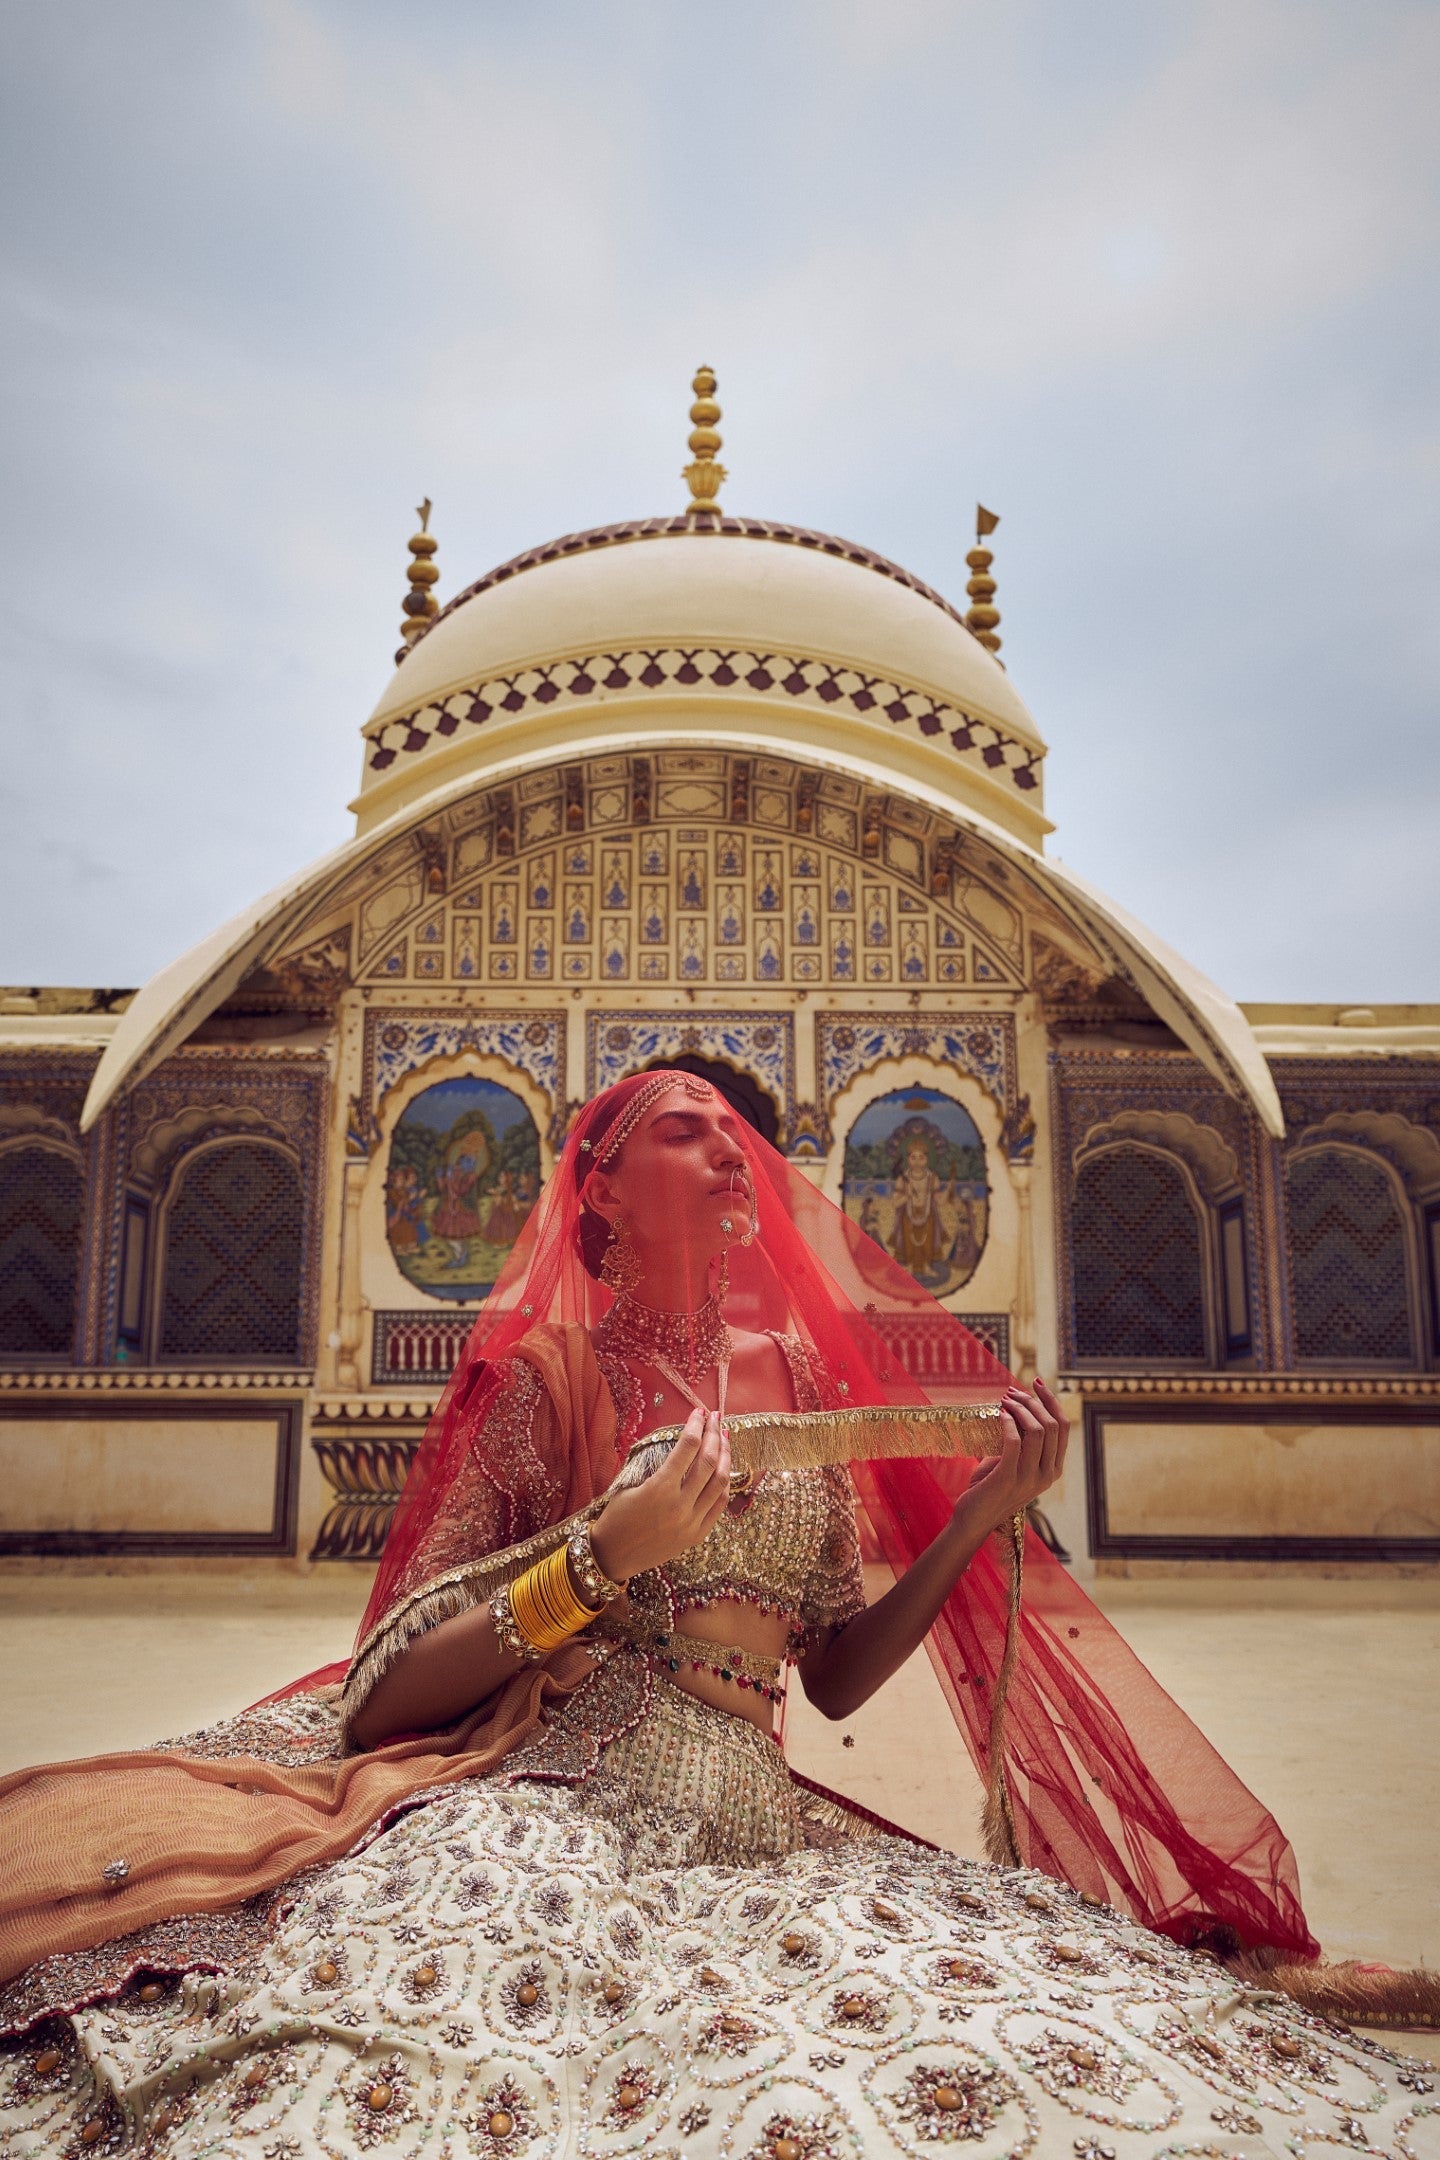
[842,1085,989,1297]
[385,1075,540,1302]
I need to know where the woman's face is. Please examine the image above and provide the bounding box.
[588,1086,754,1265]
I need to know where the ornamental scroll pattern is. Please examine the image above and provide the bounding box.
[361,1011,565,1124]
[585,1013,796,1138]
[816,1013,1018,1148]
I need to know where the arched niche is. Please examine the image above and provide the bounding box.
[1070,1142,1208,1365]
[1284,1142,1416,1365]
[358,1049,554,1317]
[154,1135,304,1363]
[823,1055,1018,1323]
[0,1135,84,1360]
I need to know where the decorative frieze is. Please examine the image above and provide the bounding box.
[362,1008,564,1111]
[817,1012,1018,1143]
[586,1011,796,1134]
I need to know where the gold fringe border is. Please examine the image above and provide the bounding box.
[348,1404,1021,1831]
[981,1511,1026,1866]
[341,1504,603,1744]
[619,1402,1006,1488]
[1227,1951,1440,2032]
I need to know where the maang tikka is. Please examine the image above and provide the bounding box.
[599,1214,643,1295]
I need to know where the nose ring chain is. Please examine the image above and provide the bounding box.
[723,1165,758,1247]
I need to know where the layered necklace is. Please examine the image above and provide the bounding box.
[594,1288,731,1392]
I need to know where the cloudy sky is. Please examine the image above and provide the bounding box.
[1,0,1436,1000]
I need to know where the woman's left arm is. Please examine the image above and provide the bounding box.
[797,1381,1068,1723]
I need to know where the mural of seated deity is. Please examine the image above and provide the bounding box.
[385,1074,540,1302]
[842,1085,990,1299]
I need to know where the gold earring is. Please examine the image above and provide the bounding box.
[600,1215,642,1295]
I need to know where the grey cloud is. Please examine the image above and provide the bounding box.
[0,0,1435,997]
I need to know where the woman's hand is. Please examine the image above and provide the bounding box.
[954,1379,1069,1542]
[590,1407,732,1584]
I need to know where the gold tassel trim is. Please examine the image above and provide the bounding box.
[981,1511,1026,1866]
[1226,1951,1440,2032]
[617,1401,1006,1489]
[354,1399,1009,1707]
[342,1504,604,1744]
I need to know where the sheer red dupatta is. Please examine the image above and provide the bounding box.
[351,1070,1317,1960]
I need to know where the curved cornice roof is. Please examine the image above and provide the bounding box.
[80,735,1283,1140]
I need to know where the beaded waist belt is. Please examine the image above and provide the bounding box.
[602,1625,786,1705]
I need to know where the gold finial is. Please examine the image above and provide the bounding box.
[396,497,439,663]
[965,504,1003,664]
[682,365,727,521]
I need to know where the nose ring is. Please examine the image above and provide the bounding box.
[728,1166,759,1247]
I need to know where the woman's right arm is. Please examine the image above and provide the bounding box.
[347,1601,525,1752]
[349,1407,731,1750]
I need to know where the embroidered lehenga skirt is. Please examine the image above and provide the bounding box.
[0,1675,1433,2159]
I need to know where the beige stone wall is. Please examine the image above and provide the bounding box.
[0,1401,299,1553]
[1099,1417,1440,1541]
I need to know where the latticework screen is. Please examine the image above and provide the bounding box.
[1072,1147,1206,1361]
[158,1142,304,1362]
[0,1144,82,1357]
[1287,1148,1412,1362]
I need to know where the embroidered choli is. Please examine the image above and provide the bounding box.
[597,1329,866,1653]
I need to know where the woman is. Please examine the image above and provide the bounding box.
[0,1071,1433,2156]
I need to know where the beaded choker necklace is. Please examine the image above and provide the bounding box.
[595,1289,731,1382]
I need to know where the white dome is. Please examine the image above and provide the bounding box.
[371,520,1038,740]
[358,520,1046,843]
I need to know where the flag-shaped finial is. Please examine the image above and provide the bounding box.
[396,499,440,664]
[965,504,1003,663]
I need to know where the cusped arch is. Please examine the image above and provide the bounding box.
[155,1135,305,1363]
[1292,1111,1440,1203]
[1076,1110,1241,1204]
[1071,1141,1208,1363]
[131,1101,294,1186]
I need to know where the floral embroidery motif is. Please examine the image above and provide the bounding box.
[890,2056,1017,2142]
[335,2052,418,2150]
[458,2072,543,2156]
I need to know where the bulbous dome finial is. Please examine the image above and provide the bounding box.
[682,366,727,521]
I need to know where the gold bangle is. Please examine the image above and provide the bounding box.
[490,1582,546,1665]
[509,1544,596,1654]
[567,1523,626,1607]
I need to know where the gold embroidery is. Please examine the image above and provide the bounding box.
[658,1462,866,1642]
[619,1399,1006,1484]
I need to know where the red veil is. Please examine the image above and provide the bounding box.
[353,1070,1317,1961]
